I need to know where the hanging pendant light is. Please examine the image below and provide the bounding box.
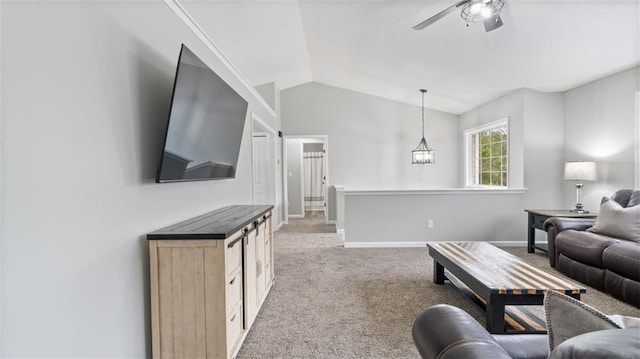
[412,89,435,164]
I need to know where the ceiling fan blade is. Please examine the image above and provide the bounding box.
[413,0,471,30]
[483,14,503,32]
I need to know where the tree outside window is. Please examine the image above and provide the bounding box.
[466,119,508,187]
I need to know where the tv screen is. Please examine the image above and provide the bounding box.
[156,44,249,183]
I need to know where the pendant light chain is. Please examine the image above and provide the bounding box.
[421,89,425,139]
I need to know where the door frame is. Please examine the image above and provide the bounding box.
[251,113,278,222]
[283,135,329,224]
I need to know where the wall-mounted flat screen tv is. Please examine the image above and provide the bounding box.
[156,44,248,183]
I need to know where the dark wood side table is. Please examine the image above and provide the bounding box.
[524,209,597,253]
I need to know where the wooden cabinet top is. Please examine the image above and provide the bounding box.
[147,205,274,240]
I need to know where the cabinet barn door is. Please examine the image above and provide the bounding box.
[256,221,267,302]
[243,230,257,329]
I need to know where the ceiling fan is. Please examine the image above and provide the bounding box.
[413,0,505,32]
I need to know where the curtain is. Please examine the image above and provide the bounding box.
[303,151,324,210]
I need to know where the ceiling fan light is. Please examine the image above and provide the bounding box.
[480,6,494,18]
[469,3,484,15]
[461,0,504,23]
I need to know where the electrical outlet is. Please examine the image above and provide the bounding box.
[427,219,434,229]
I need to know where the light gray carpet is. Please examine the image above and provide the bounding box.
[277,213,336,234]
[237,226,640,358]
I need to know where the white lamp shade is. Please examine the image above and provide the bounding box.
[564,161,597,181]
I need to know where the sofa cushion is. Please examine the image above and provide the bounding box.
[493,334,549,359]
[557,254,605,290]
[602,241,640,281]
[604,270,640,307]
[555,230,619,267]
[548,329,640,359]
[544,290,622,351]
[587,199,640,242]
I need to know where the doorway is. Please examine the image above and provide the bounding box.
[284,136,329,223]
[303,142,325,215]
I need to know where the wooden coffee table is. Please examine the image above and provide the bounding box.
[427,241,586,334]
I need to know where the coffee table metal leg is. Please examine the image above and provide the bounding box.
[486,303,506,334]
[433,260,445,284]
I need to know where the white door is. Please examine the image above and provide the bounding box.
[253,134,269,204]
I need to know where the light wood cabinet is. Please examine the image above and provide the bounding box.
[148,205,274,359]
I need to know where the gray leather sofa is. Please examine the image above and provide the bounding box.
[412,304,640,359]
[544,189,640,307]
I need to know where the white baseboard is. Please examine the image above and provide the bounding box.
[343,241,527,248]
[288,214,303,219]
[276,221,285,231]
[326,220,337,225]
[337,229,345,235]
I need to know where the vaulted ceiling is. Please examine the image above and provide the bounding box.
[183,0,640,114]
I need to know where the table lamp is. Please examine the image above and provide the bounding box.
[564,161,597,213]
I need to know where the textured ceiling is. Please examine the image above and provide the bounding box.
[183,0,640,114]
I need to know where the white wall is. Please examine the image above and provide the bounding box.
[1,1,278,357]
[255,82,279,115]
[339,69,637,247]
[0,1,4,353]
[253,81,284,228]
[563,66,639,211]
[457,89,565,246]
[281,82,460,220]
[343,189,526,246]
[340,88,569,247]
[522,89,566,209]
[458,90,526,189]
[458,89,567,204]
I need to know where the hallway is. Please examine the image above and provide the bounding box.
[278,211,336,233]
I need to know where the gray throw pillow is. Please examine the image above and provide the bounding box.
[586,198,640,241]
[548,328,640,359]
[544,290,622,351]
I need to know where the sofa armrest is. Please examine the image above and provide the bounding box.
[544,217,596,233]
[412,304,512,359]
[544,217,596,268]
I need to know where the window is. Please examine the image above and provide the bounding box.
[465,119,508,187]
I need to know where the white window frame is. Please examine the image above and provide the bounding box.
[464,117,510,188]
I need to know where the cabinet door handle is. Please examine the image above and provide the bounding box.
[230,277,235,285]
[230,313,237,322]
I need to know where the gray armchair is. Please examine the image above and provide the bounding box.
[412,304,640,359]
